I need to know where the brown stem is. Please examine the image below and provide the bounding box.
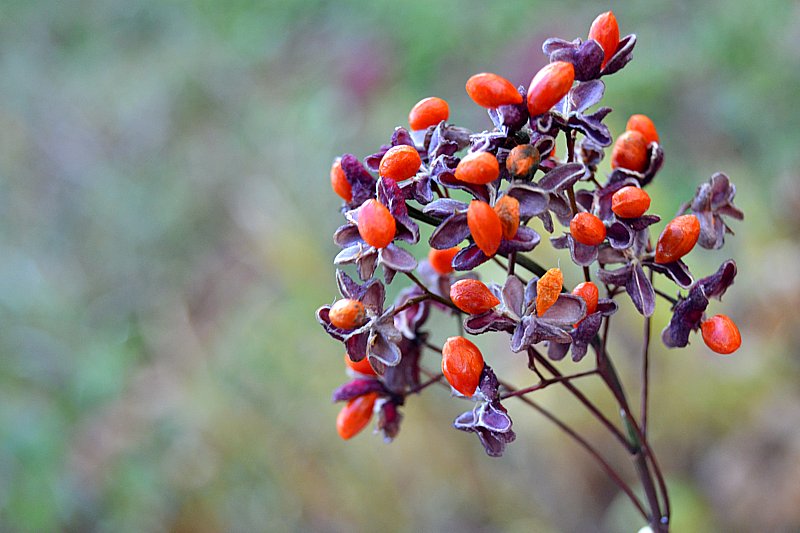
[404,271,459,311]
[500,369,598,399]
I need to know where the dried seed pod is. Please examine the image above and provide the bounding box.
[336,392,379,440]
[572,281,599,315]
[357,199,396,249]
[701,314,741,355]
[428,247,460,275]
[455,151,500,185]
[379,145,422,181]
[329,299,368,329]
[588,11,620,69]
[408,96,449,131]
[441,336,485,396]
[611,186,651,218]
[467,200,503,257]
[493,195,520,240]
[536,267,563,316]
[330,158,352,202]
[344,353,376,376]
[506,144,540,180]
[570,212,606,246]
[465,73,523,108]
[527,61,575,117]
[450,279,501,315]
[626,114,659,145]
[611,130,649,172]
[655,214,700,264]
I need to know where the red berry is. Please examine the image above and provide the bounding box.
[506,144,540,180]
[344,354,376,376]
[655,215,700,264]
[467,200,503,257]
[357,199,396,249]
[330,159,352,202]
[336,392,378,440]
[572,281,599,315]
[536,268,563,317]
[379,145,421,181]
[465,73,523,108]
[626,114,659,145]
[611,130,649,172]
[588,11,620,69]
[449,279,501,315]
[455,151,500,185]
[408,97,449,131]
[570,212,606,246]
[428,247,459,275]
[441,336,485,396]
[701,314,741,355]
[494,195,520,240]
[527,61,575,117]
[611,186,651,218]
[329,299,367,329]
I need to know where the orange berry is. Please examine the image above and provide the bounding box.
[655,215,700,264]
[570,212,606,246]
[611,186,651,218]
[441,336,485,396]
[467,200,503,257]
[449,279,501,315]
[494,195,520,240]
[626,114,659,145]
[527,61,575,117]
[336,392,378,440]
[536,268,563,316]
[506,144,540,180]
[455,151,500,185]
[330,159,352,202]
[408,96,449,131]
[572,281,599,315]
[329,298,368,329]
[465,73,523,108]
[344,354,376,376]
[428,247,459,275]
[588,11,620,69]
[379,145,421,181]
[701,314,741,355]
[611,130,649,172]
[358,199,396,249]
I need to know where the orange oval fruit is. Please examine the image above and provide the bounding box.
[408,96,449,130]
[588,11,620,69]
[450,279,501,315]
[654,215,700,264]
[493,195,520,240]
[330,159,352,202]
[506,144,539,180]
[336,392,378,440]
[379,145,422,181]
[344,354,377,376]
[441,336,485,396]
[536,268,563,316]
[701,314,741,355]
[572,281,599,315]
[329,298,367,329]
[570,212,606,246]
[611,186,651,218]
[465,73,523,108]
[467,200,503,257]
[357,199,396,249]
[527,61,575,117]
[428,247,460,275]
[611,130,649,172]
[455,151,500,185]
[626,114,659,145]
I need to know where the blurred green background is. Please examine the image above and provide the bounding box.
[1,0,799,531]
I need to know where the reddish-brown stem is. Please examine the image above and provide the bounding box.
[499,368,598,399]
[404,271,458,311]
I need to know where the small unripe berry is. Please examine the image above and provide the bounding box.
[358,199,396,249]
[408,97,449,131]
[572,281,599,327]
[655,215,700,264]
[467,200,503,257]
[329,299,368,329]
[506,144,540,180]
[701,314,741,355]
[611,130,649,172]
[465,73,523,108]
[527,61,575,117]
[441,336,485,396]
[344,354,376,376]
[428,247,459,275]
[379,145,422,181]
[536,268,563,317]
[570,212,606,246]
[588,11,620,69]
[455,152,500,185]
[493,195,520,240]
[330,159,352,202]
[611,186,651,218]
[336,392,378,440]
[626,114,659,145]
[450,279,501,315]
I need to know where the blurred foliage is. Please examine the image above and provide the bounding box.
[0,0,799,531]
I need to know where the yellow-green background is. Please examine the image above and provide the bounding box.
[1,0,798,531]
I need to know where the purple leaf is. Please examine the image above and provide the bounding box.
[453,244,490,271]
[379,244,417,272]
[506,185,549,219]
[538,162,586,192]
[332,379,385,402]
[540,294,586,326]
[429,212,470,249]
[626,262,655,317]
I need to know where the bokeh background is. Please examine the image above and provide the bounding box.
[1,0,799,531]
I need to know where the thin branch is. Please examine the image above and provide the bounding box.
[500,369,598,399]
[406,373,443,395]
[404,271,458,311]
[641,270,653,436]
[654,287,678,305]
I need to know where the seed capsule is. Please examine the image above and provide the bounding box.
[336,392,379,440]
[611,130,649,172]
[506,144,540,180]
[330,159,352,202]
[572,281,599,327]
[611,186,651,218]
[626,114,659,145]
[455,151,500,185]
[379,145,422,181]
[344,354,376,376]
[527,61,575,117]
[493,195,520,240]
[465,73,523,108]
[357,199,396,249]
[428,247,460,275]
[655,214,700,264]
[536,267,563,316]
[450,279,501,315]
[408,96,449,131]
[329,298,368,329]
[588,11,620,69]
[570,212,606,246]
[467,200,503,257]
[701,314,741,355]
[441,336,485,396]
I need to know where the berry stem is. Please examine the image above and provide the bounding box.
[653,287,678,305]
[403,271,459,311]
[499,368,598,399]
